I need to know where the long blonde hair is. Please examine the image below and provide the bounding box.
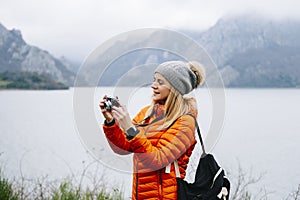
[145,87,190,129]
[145,61,205,129]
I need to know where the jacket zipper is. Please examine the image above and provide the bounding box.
[135,158,139,200]
[158,169,163,199]
[135,160,139,200]
[136,172,138,200]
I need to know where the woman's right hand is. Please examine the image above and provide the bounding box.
[99,95,114,123]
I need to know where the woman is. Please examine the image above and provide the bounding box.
[99,60,205,199]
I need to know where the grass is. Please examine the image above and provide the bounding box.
[0,167,123,200]
[51,181,123,200]
[1,159,299,200]
[0,169,18,200]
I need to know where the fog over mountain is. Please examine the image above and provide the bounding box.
[195,15,300,87]
[77,15,300,88]
[1,14,300,88]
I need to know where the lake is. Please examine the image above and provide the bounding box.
[0,88,299,199]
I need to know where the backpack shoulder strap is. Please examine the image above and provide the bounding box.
[166,114,206,177]
[167,113,206,155]
[186,114,206,156]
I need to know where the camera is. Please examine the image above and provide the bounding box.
[104,97,120,111]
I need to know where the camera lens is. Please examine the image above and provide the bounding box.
[104,100,112,111]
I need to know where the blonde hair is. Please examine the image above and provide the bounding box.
[145,87,191,129]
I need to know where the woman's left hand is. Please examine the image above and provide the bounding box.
[111,101,134,131]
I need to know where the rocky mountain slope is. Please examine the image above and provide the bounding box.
[81,15,300,88]
[0,23,75,87]
[196,15,300,87]
[2,15,300,88]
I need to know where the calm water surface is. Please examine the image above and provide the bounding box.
[0,88,299,199]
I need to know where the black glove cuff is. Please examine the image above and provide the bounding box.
[104,119,115,126]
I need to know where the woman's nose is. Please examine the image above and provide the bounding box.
[151,82,158,89]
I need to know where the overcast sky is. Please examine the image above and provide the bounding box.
[1,0,300,62]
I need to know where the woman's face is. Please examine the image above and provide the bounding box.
[151,73,171,103]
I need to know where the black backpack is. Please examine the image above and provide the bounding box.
[175,116,230,200]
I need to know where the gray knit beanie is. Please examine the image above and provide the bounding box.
[155,61,197,95]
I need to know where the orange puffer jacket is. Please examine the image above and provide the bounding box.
[103,104,197,200]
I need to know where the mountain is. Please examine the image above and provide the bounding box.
[0,23,75,87]
[2,15,300,88]
[79,15,300,88]
[195,15,300,87]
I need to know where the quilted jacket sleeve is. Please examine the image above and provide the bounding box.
[128,114,196,170]
[102,122,132,155]
[102,106,150,155]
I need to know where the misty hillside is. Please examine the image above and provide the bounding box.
[77,15,300,88]
[196,16,300,87]
[0,23,75,87]
[1,15,300,88]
